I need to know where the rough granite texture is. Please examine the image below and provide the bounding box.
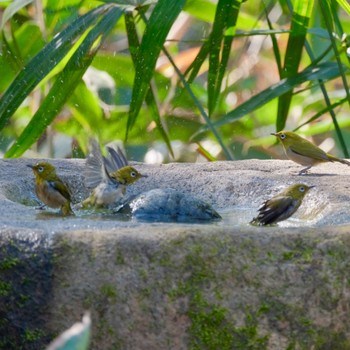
[1,158,350,350]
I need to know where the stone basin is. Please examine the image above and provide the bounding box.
[1,158,350,349]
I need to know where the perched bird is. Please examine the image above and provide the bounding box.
[250,183,314,226]
[28,162,73,216]
[272,130,350,175]
[82,139,146,208]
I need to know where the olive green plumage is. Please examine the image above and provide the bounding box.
[272,131,350,175]
[82,139,147,208]
[28,162,73,216]
[250,183,314,226]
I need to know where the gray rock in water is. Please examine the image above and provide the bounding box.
[120,188,221,222]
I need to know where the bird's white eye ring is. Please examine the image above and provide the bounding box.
[38,166,44,173]
[280,133,286,140]
[299,186,305,192]
[130,171,136,177]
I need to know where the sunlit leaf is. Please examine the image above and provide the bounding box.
[0,0,33,30]
[125,11,174,157]
[197,62,345,133]
[276,0,314,131]
[5,6,123,157]
[334,0,350,16]
[207,0,242,115]
[0,4,113,132]
[184,0,216,22]
[127,0,186,139]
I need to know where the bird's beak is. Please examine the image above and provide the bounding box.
[141,174,148,178]
[270,133,277,136]
[27,164,33,169]
[309,185,316,189]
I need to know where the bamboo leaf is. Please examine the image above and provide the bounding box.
[294,97,348,131]
[264,5,282,76]
[194,62,345,135]
[0,4,112,132]
[276,0,314,131]
[126,0,186,139]
[334,0,350,16]
[207,0,242,115]
[5,6,123,158]
[125,11,174,157]
[186,40,210,83]
[162,45,233,159]
[0,0,33,30]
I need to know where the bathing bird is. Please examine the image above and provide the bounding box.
[250,183,314,226]
[28,162,73,216]
[82,139,146,208]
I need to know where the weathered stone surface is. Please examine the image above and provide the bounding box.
[1,158,350,349]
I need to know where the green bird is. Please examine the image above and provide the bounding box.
[250,183,314,226]
[28,162,74,216]
[82,139,147,208]
[272,130,350,175]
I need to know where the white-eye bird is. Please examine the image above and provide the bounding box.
[250,183,314,226]
[28,162,74,216]
[272,131,350,175]
[81,139,146,208]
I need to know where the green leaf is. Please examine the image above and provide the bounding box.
[126,0,186,139]
[207,0,242,115]
[184,0,216,22]
[334,0,350,16]
[5,6,123,158]
[264,5,282,76]
[125,11,174,157]
[276,0,314,131]
[186,40,211,83]
[197,62,345,133]
[294,97,348,131]
[0,0,33,30]
[0,4,112,132]
[163,45,233,159]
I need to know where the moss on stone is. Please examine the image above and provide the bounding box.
[100,283,118,304]
[188,292,269,350]
[0,236,53,350]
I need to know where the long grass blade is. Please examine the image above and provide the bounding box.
[304,40,349,157]
[294,97,348,131]
[0,4,112,132]
[207,0,242,116]
[263,5,282,76]
[125,11,174,157]
[162,45,233,159]
[193,61,345,136]
[126,0,186,139]
[320,0,350,107]
[334,0,350,16]
[276,0,314,131]
[5,6,123,158]
[0,0,34,29]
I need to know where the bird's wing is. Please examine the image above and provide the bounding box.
[105,147,128,173]
[84,139,111,189]
[48,180,71,201]
[254,196,295,225]
[289,138,330,162]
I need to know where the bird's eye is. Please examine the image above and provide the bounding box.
[299,186,305,192]
[38,166,44,173]
[130,171,136,177]
[280,133,286,140]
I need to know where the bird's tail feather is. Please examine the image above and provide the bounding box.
[327,154,350,166]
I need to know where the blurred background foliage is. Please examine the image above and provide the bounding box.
[0,0,350,163]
